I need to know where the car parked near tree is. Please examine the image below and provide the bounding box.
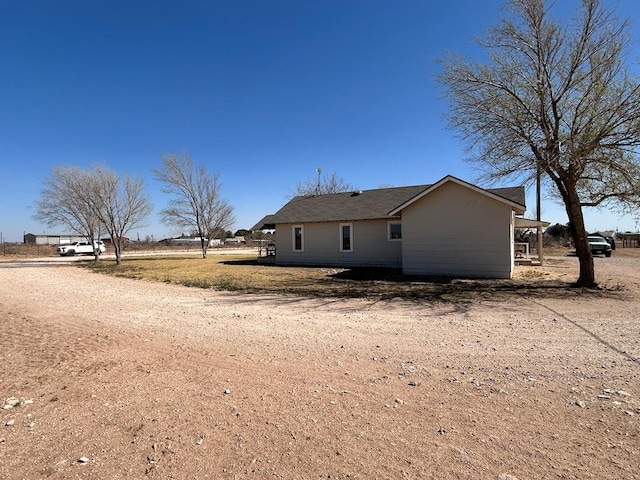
[587,236,612,257]
[56,241,106,256]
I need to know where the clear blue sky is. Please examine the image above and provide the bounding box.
[1,0,638,242]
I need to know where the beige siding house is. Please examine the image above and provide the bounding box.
[252,175,527,279]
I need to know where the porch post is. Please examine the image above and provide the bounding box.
[537,225,544,264]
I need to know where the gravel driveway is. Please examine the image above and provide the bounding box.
[1,252,638,479]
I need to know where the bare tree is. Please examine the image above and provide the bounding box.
[438,0,640,287]
[293,169,356,197]
[35,165,152,264]
[34,166,104,261]
[154,152,235,258]
[89,167,153,265]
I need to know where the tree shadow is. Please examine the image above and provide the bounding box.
[313,267,628,305]
[534,300,640,365]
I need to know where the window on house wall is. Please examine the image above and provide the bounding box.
[293,225,304,252]
[340,223,353,252]
[388,221,402,240]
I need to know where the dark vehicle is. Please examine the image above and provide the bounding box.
[605,236,616,250]
[587,236,612,257]
[589,232,616,250]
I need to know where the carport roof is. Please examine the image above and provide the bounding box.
[515,218,550,229]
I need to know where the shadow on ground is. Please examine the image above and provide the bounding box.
[242,265,628,303]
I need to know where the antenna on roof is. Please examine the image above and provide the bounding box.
[315,167,322,195]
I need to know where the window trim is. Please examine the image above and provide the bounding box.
[388,220,402,241]
[292,225,304,252]
[339,223,353,252]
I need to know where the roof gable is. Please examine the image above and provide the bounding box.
[389,175,526,215]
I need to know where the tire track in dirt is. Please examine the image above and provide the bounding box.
[0,303,125,392]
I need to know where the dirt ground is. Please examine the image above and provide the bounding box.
[0,251,638,479]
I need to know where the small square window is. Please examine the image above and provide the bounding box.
[388,221,401,240]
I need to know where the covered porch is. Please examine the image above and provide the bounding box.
[253,215,277,264]
[514,217,550,265]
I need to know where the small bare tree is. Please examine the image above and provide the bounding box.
[34,166,104,261]
[154,152,235,258]
[293,169,356,197]
[89,167,152,265]
[438,0,640,287]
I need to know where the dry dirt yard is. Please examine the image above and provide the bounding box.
[0,251,638,480]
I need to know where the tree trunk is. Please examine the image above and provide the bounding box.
[200,238,207,259]
[114,243,122,266]
[565,189,596,287]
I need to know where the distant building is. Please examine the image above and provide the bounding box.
[101,236,130,244]
[161,236,221,247]
[224,236,246,245]
[24,233,85,245]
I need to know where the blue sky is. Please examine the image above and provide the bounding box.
[1,0,638,242]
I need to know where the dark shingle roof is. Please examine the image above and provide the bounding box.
[252,178,525,230]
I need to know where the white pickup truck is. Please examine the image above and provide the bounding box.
[56,241,106,256]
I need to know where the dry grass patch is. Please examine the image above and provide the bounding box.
[82,254,348,295]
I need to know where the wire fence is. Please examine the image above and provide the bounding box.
[1,243,58,257]
[1,241,260,257]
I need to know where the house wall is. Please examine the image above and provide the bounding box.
[274,219,402,268]
[401,182,514,278]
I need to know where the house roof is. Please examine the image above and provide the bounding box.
[252,175,526,230]
[24,233,83,237]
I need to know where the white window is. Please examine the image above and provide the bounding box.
[388,221,402,241]
[340,223,353,252]
[292,225,304,252]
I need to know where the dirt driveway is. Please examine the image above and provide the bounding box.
[1,253,638,479]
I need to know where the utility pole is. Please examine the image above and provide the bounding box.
[536,162,543,264]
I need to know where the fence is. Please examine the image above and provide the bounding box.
[615,234,640,248]
[1,243,57,256]
[1,241,259,257]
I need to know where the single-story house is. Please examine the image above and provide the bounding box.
[252,175,536,279]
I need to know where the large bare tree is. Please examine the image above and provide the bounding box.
[438,0,640,287]
[293,169,356,197]
[154,152,235,258]
[34,166,104,260]
[35,165,152,264]
[89,167,153,265]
